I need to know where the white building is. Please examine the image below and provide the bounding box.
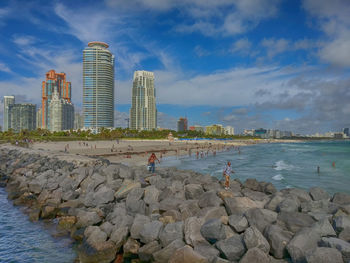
[130,70,157,130]
[224,126,235,135]
[49,91,74,132]
[3,95,15,131]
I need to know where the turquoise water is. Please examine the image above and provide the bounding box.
[160,141,350,194]
[0,188,77,263]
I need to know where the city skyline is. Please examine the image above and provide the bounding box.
[0,0,349,133]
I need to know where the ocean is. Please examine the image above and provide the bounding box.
[160,140,350,194]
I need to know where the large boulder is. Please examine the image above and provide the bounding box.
[286,227,321,263]
[276,196,300,213]
[277,211,315,233]
[223,197,260,215]
[138,241,162,262]
[244,208,277,233]
[76,210,102,228]
[243,226,270,254]
[332,192,350,205]
[339,228,350,242]
[333,215,350,233]
[311,218,336,237]
[131,214,151,239]
[265,193,284,212]
[215,235,246,262]
[194,243,220,263]
[78,240,117,263]
[144,185,160,204]
[281,188,312,203]
[198,191,223,208]
[100,221,114,237]
[107,205,134,229]
[123,237,140,255]
[153,239,186,263]
[114,181,141,200]
[264,224,293,259]
[110,226,129,251]
[140,220,163,244]
[92,186,114,207]
[184,217,208,247]
[305,247,343,263]
[239,247,270,263]
[179,200,200,220]
[309,187,330,201]
[243,178,260,191]
[198,206,228,222]
[185,184,204,200]
[200,219,226,244]
[228,214,249,233]
[321,237,350,262]
[169,245,208,263]
[159,222,184,247]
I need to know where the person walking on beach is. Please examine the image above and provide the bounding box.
[148,153,160,174]
[223,161,234,190]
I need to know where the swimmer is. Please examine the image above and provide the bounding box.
[332,162,336,168]
[317,166,320,174]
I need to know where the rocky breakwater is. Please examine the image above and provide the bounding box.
[1,145,350,263]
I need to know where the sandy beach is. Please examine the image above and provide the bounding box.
[29,138,300,166]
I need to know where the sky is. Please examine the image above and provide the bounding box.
[0,0,350,134]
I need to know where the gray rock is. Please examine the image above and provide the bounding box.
[264,224,293,259]
[332,192,350,205]
[119,165,134,179]
[243,226,270,253]
[138,241,162,262]
[339,228,350,242]
[228,214,249,233]
[179,200,201,220]
[93,186,115,206]
[185,184,204,200]
[28,181,43,194]
[114,180,141,200]
[264,182,277,195]
[311,218,336,236]
[242,188,270,203]
[169,245,208,263]
[126,198,146,215]
[110,226,129,250]
[123,237,140,255]
[243,178,260,191]
[216,235,246,261]
[194,243,220,263]
[281,188,312,203]
[213,257,230,263]
[308,212,333,221]
[126,187,144,201]
[277,196,300,213]
[149,175,168,190]
[153,239,185,263]
[239,247,270,263]
[300,199,332,213]
[140,220,163,244]
[306,247,343,263]
[198,206,228,222]
[86,227,108,245]
[144,185,160,204]
[184,217,208,247]
[100,221,113,237]
[265,192,284,212]
[198,191,223,208]
[131,214,151,239]
[107,205,134,229]
[333,215,350,233]
[245,208,277,233]
[78,240,117,263]
[76,210,102,228]
[224,197,260,215]
[200,219,226,244]
[309,187,330,201]
[159,197,183,212]
[321,237,350,262]
[277,211,315,233]
[286,227,321,263]
[159,222,184,247]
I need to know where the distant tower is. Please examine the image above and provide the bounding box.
[8,103,36,132]
[83,41,115,132]
[130,70,157,130]
[49,90,74,132]
[177,117,188,132]
[41,70,71,129]
[3,95,15,131]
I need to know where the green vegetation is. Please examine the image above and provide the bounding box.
[0,128,258,143]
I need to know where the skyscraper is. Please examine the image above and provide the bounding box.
[83,41,115,132]
[3,95,15,131]
[8,103,36,132]
[177,117,188,132]
[130,70,157,130]
[49,90,74,132]
[41,70,71,129]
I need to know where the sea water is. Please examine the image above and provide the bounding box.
[160,141,350,194]
[0,188,77,263]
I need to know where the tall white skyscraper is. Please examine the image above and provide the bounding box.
[83,41,115,133]
[130,70,157,130]
[3,95,15,131]
[49,90,74,132]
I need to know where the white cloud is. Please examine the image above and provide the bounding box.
[261,38,290,58]
[0,62,11,73]
[230,38,252,55]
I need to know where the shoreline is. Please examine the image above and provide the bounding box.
[0,144,349,263]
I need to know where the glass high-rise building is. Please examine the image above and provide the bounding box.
[3,95,15,131]
[83,41,115,132]
[8,103,36,132]
[130,70,157,130]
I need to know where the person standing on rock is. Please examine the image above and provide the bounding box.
[223,161,234,190]
[148,153,160,174]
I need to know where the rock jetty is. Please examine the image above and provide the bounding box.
[0,145,350,263]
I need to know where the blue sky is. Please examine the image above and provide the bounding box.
[0,0,350,133]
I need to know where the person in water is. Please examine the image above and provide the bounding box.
[148,153,160,174]
[223,161,234,190]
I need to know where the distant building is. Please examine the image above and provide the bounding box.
[74,112,84,130]
[83,41,115,132]
[130,70,157,130]
[3,95,15,131]
[224,126,235,135]
[189,125,204,133]
[36,108,42,129]
[41,70,72,129]
[334,132,344,139]
[177,117,188,132]
[206,124,224,136]
[244,129,255,136]
[8,103,36,132]
[343,128,349,137]
[254,128,267,137]
[48,91,74,132]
